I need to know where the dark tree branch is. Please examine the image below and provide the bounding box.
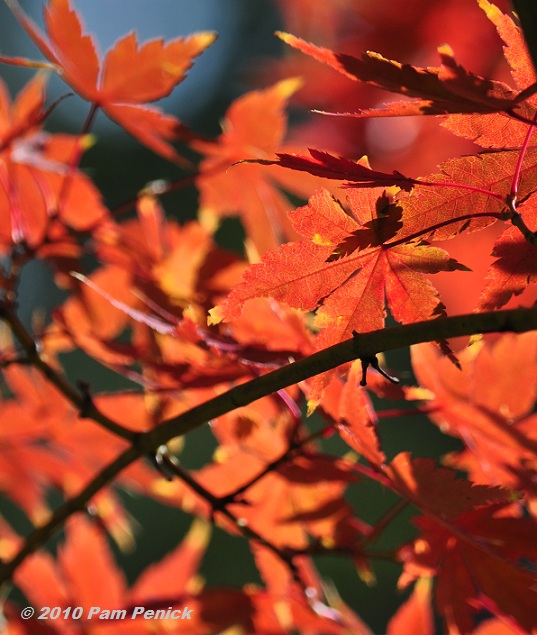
[1,306,537,585]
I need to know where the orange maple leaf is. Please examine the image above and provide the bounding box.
[193,79,335,254]
[14,515,210,631]
[13,508,357,634]
[212,186,466,351]
[0,75,108,249]
[435,3,537,311]
[387,577,434,635]
[0,364,136,542]
[5,0,216,162]
[318,361,386,468]
[411,334,537,511]
[477,192,537,311]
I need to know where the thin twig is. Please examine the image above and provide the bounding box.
[506,196,537,245]
[358,499,409,547]
[157,451,304,587]
[510,112,537,200]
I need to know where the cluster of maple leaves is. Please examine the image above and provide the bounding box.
[0,0,536,633]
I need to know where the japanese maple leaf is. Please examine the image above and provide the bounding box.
[513,0,537,78]
[251,546,373,635]
[265,143,537,250]
[251,147,419,189]
[0,369,71,521]
[390,145,537,257]
[384,452,512,521]
[436,8,537,311]
[0,72,47,148]
[13,505,355,634]
[14,515,210,633]
[138,439,361,557]
[48,269,244,391]
[386,578,434,635]
[411,334,537,507]
[47,214,286,390]
[398,508,537,634]
[0,364,137,544]
[275,30,534,119]
[318,361,386,469]
[195,450,360,552]
[0,75,108,249]
[211,186,466,351]
[443,0,537,149]
[247,143,537,252]
[5,0,216,162]
[193,79,336,254]
[93,196,245,311]
[477,192,537,311]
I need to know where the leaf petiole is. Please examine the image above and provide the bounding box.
[353,332,400,386]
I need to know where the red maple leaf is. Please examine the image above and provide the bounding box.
[212,185,466,351]
[0,364,139,543]
[443,0,537,149]
[384,452,512,521]
[249,148,418,189]
[477,192,537,310]
[184,449,360,553]
[4,0,216,162]
[259,145,537,245]
[14,515,210,633]
[399,508,537,634]
[275,30,534,119]
[14,510,359,634]
[45,207,302,391]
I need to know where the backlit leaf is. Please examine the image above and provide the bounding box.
[276,31,529,118]
[5,0,216,161]
[215,187,465,350]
